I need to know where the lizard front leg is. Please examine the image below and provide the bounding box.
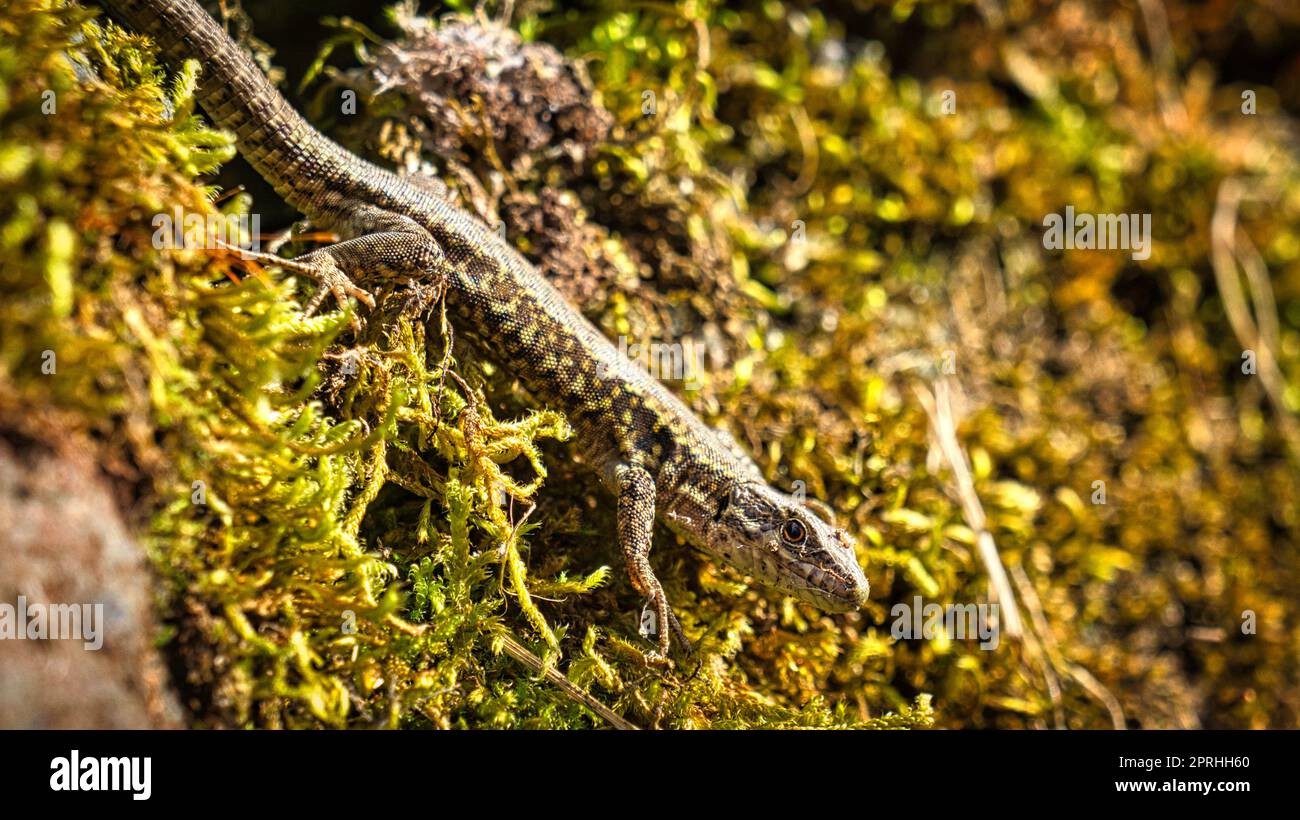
[293,231,447,321]
[226,209,447,330]
[617,464,690,659]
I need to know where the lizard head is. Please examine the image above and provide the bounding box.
[685,481,869,612]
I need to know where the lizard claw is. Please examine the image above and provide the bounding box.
[217,240,375,333]
[667,606,692,655]
[294,251,375,333]
[302,270,375,334]
[640,591,691,661]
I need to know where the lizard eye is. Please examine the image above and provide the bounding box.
[780,519,807,546]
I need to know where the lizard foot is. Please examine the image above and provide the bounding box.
[218,241,375,333]
[296,250,377,327]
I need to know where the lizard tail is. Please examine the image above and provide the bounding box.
[102,0,383,221]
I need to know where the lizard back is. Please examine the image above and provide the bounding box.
[107,0,740,497]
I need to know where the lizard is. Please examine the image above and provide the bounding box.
[103,0,870,658]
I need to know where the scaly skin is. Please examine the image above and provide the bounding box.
[105,0,869,657]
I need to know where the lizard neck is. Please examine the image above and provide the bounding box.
[657,443,743,549]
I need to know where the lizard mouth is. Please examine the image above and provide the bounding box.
[784,559,869,612]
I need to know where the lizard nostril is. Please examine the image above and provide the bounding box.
[853,582,870,608]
